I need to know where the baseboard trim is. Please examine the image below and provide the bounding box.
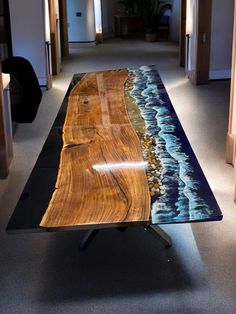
[69,42,96,48]
[187,70,196,84]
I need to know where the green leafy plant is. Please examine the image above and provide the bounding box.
[136,0,164,33]
[117,0,138,16]
[117,0,171,36]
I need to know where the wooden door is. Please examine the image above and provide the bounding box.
[59,0,69,57]
[48,0,61,75]
[195,0,212,84]
[0,64,6,177]
[0,63,13,178]
[186,0,212,85]
[180,0,187,67]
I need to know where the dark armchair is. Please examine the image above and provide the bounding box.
[2,56,42,123]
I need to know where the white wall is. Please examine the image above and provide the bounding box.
[67,0,96,42]
[210,0,234,80]
[8,0,49,86]
[169,0,180,42]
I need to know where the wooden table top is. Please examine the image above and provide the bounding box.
[6,66,222,233]
[40,69,151,228]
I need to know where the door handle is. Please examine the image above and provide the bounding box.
[201,32,206,43]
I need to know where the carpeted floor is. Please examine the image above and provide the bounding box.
[0,38,236,314]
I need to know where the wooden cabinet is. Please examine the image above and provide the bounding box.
[114,15,143,36]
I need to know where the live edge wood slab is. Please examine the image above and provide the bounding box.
[40,70,150,228]
[6,66,222,233]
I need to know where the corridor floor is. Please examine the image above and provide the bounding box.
[0,38,235,314]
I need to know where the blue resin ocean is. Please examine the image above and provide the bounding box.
[128,65,222,224]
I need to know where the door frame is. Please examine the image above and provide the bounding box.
[59,0,69,57]
[226,0,236,195]
[186,0,212,85]
[179,0,186,67]
[48,0,61,75]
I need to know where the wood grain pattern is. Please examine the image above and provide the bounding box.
[40,70,150,228]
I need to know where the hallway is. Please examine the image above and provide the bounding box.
[0,38,236,313]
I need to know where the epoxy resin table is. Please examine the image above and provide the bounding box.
[7,67,222,247]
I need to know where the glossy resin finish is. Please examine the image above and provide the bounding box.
[7,67,222,233]
[40,70,151,228]
[126,66,222,224]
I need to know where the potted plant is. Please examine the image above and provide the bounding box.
[136,0,164,41]
[117,0,170,41]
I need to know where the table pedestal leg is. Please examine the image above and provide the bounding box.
[80,225,172,250]
[80,229,99,251]
[144,225,172,248]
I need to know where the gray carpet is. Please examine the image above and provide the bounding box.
[0,38,236,313]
